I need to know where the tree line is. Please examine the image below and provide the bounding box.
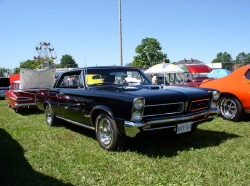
[0,54,78,75]
[1,37,250,75]
[127,38,250,70]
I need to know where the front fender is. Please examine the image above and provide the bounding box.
[90,105,127,136]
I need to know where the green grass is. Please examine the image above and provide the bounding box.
[0,99,249,186]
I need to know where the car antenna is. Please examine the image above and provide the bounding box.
[84,56,89,89]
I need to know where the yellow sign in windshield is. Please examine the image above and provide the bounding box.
[86,74,104,84]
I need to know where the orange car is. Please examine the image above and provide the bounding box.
[200,64,250,121]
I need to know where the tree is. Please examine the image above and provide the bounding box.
[212,52,233,70]
[236,52,250,63]
[12,58,59,74]
[20,59,43,69]
[0,68,12,77]
[212,52,232,63]
[130,38,170,68]
[13,67,20,74]
[13,59,43,74]
[59,54,78,68]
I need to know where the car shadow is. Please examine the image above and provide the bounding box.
[57,121,241,157]
[14,108,44,115]
[126,129,241,157]
[0,128,74,186]
[58,121,96,140]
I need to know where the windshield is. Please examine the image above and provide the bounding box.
[0,78,10,87]
[190,73,210,80]
[85,68,152,86]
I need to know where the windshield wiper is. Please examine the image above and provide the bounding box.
[92,82,118,86]
[90,82,125,89]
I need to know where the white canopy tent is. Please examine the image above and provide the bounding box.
[144,63,184,84]
[144,63,169,74]
[162,64,184,73]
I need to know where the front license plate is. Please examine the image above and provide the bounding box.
[176,122,192,134]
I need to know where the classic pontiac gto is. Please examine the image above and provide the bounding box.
[36,66,220,151]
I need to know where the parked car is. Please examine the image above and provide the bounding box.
[173,65,212,87]
[0,77,10,99]
[5,68,55,112]
[200,64,250,121]
[36,66,220,151]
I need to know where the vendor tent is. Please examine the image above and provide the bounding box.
[162,64,184,73]
[144,63,169,74]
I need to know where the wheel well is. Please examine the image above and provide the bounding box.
[43,102,48,110]
[91,109,112,127]
[220,93,239,101]
[219,93,242,106]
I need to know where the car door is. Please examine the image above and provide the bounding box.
[55,88,94,126]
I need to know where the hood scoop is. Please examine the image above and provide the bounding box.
[124,85,161,91]
[148,86,160,89]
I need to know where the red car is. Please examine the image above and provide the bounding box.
[200,64,250,121]
[5,68,55,112]
[173,65,212,87]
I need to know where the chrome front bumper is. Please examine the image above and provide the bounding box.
[124,109,220,137]
[0,91,5,97]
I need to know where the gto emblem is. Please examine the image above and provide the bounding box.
[197,102,205,106]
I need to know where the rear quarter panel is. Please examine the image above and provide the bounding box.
[200,65,250,111]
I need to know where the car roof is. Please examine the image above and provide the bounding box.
[62,66,139,73]
[186,65,212,74]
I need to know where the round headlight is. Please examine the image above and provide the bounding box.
[133,98,144,110]
[131,110,143,122]
[213,91,220,101]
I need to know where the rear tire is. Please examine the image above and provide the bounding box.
[45,104,58,126]
[95,112,127,151]
[219,95,244,121]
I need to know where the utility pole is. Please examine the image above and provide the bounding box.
[118,0,123,66]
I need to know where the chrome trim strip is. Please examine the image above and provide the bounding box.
[5,94,33,101]
[145,102,184,107]
[56,116,95,130]
[143,125,176,131]
[14,103,36,107]
[124,108,220,137]
[143,111,183,117]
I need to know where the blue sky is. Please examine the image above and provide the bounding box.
[1,0,250,69]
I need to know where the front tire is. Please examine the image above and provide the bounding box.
[45,104,58,126]
[220,95,244,121]
[95,112,127,151]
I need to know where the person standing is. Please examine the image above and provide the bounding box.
[66,75,75,85]
[151,74,157,84]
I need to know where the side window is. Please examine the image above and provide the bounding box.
[245,70,250,80]
[58,74,80,88]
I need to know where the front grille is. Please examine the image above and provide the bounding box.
[189,98,210,112]
[143,102,184,117]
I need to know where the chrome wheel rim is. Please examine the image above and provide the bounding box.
[221,98,237,119]
[97,118,113,146]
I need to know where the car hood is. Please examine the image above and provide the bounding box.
[56,85,211,104]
